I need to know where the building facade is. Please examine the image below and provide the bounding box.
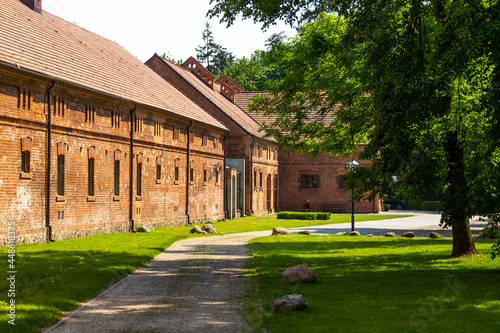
[0,0,227,245]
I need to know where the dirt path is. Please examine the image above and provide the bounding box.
[45,231,269,333]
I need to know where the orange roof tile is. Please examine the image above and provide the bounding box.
[0,0,226,130]
[152,55,273,141]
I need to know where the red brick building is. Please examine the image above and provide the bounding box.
[145,56,279,217]
[235,92,382,214]
[0,0,228,245]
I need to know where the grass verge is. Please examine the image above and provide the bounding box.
[246,234,500,332]
[0,213,408,332]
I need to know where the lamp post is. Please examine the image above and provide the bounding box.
[347,159,359,232]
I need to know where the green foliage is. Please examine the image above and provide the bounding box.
[247,234,500,332]
[195,21,234,73]
[492,239,500,260]
[276,211,331,220]
[315,212,331,220]
[481,224,500,239]
[384,204,390,211]
[209,0,500,256]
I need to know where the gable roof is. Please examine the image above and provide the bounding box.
[0,0,226,130]
[147,54,274,141]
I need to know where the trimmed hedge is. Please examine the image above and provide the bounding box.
[277,212,331,220]
[383,204,390,212]
[405,200,442,211]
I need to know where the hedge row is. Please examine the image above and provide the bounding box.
[277,212,331,220]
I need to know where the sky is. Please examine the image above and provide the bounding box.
[42,0,297,63]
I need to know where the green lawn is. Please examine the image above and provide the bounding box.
[0,213,406,332]
[246,234,500,333]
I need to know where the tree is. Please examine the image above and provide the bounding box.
[221,50,280,91]
[209,0,500,257]
[195,22,234,74]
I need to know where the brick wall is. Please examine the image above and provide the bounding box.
[0,66,225,245]
[278,147,380,213]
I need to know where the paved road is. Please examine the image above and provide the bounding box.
[44,211,457,333]
[288,211,444,236]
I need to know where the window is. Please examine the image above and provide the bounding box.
[88,157,95,196]
[338,175,348,189]
[20,137,32,178]
[254,171,257,187]
[156,156,162,183]
[111,111,120,128]
[137,161,142,197]
[259,172,263,188]
[154,121,162,137]
[57,154,65,196]
[21,150,30,173]
[203,163,208,185]
[85,104,95,123]
[215,168,219,185]
[174,158,180,184]
[300,174,319,188]
[190,167,194,183]
[114,160,120,196]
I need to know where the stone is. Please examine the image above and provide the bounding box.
[298,230,310,235]
[272,227,288,235]
[137,225,150,233]
[202,224,217,234]
[385,232,396,237]
[282,264,316,284]
[429,232,443,239]
[401,231,415,238]
[335,232,348,236]
[349,231,361,236]
[365,234,374,237]
[190,225,203,234]
[273,294,308,312]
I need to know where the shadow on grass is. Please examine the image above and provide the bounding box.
[247,236,500,332]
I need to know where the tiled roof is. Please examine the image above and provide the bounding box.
[236,91,336,127]
[234,91,277,126]
[0,0,226,130]
[152,55,273,141]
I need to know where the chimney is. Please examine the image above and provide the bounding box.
[20,0,42,14]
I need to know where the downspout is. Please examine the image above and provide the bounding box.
[222,131,229,219]
[185,121,193,224]
[129,104,137,232]
[249,136,256,215]
[45,80,57,242]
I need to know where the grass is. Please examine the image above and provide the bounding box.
[0,213,407,332]
[246,234,500,333]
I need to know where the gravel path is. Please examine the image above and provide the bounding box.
[45,231,269,333]
[44,212,484,333]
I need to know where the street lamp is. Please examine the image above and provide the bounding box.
[347,159,359,232]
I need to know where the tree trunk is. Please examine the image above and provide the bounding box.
[443,131,478,257]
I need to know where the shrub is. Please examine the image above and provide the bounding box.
[316,212,331,220]
[482,224,500,239]
[383,204,390,212]
[405,200,420,210]
[277,212,289,220]
[492,239,500,260]
[422,201,442,211]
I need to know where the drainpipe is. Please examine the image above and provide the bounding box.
[185,121,193,224]
[129,104,137,232]
[249,136,256,215]
[222,131,229,219]
[45,80,57,242]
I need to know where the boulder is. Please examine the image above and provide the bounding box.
[385,232,396,237]
[401,231,415,238]
[190,225,203,234]
[137,225,150,233]
[273,294,308,312]
[202,224,217,234]
[429,232,443,239]
[282,264,316,284]
[349,231,361,236]
[298,230,310,235]
[335,232,348,236]
[272,227,288,235]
